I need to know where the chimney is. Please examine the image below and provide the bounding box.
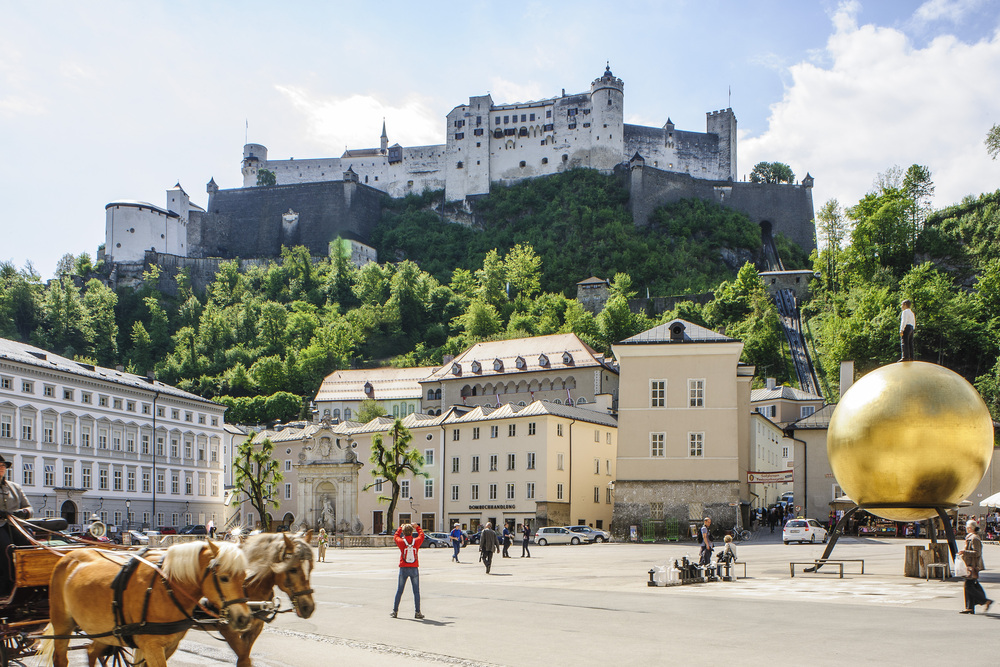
[442,355,455,364]
[766,378,776,391]
[840,361,855,397]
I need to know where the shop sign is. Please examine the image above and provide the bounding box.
[747,470,793,484]
[468,504,516,510]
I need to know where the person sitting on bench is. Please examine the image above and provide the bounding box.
[0,453,34,596]
[716,535,738,577]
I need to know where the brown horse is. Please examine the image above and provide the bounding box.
[217,531,316,667]
[37,540,252,667]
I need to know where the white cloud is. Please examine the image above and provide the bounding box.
[913,0,985,24]
[741,1,1000,213]
[275,86,442,153]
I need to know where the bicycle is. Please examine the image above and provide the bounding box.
[731,525,752,542]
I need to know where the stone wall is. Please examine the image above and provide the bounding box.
[535,500,570,528]
[611,479,741,539]
[189,180,383,259]
[626,163,816,252]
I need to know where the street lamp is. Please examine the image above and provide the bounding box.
[125,498,131,531]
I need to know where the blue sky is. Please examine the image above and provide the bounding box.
[2,0,999,277]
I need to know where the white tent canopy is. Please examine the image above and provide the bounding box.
[980,491,1000,507]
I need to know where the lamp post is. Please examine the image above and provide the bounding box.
[125,498,131,532]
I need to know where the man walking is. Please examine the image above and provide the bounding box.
[501,523,512,558]
[479,522,500,574]
[899,299,916,361]
[391,523,425,619]
[521,520,532,558]
[699,517,714,567]
[450,522,463,563]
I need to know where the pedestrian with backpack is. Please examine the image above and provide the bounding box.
[391,523,425,619]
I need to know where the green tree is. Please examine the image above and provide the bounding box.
[232,434,284,530]
[357,398,388,423]
[459,300,502,339]
[41,276,90,356]
[475,249,508,308]
[364,419,426,533]
[987,124,1000,160]
[82,279,119,365]
[74,252,94,277]
[257,169,277,187]
[749,162,795,184]
[815,199,849,293]
[129,321,153,374]
[902,164,934,234]
[504,243,542,300]
[0,262,43,341]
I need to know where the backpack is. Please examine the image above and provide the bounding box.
[403,536,416,564]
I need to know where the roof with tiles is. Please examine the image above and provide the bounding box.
[788,403,836,430]
[750,386,823,402]
[442,400,617,428]
[423,333,614,382]
[618,319,735,345]
[0,337,218,406]
[315,366,438,402]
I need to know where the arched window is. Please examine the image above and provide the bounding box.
[427,389,435,400]
[435,389,442,400]
[333,409,341,420]
[576,397,588,405]
[344,408,352,421]
[393,405,399,417]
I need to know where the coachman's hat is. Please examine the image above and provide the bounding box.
[0,454,7,465]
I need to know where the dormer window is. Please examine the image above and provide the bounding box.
[493,359,504,372]
[364,381,374,396]
[452,363,462,376]
[515,356,526,370]
[562,352,574,365]
[471,361,482,374]
[538,354,550,368]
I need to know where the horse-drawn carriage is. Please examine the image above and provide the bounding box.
[0,518,315,667]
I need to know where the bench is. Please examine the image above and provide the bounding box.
[790,561,843,578]
[926,562,950,581]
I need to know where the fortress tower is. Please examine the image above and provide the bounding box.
[242,143,268,187]
[706,109,737,181]
[589,64,625,171]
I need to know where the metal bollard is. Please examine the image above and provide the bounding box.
[648,568,657,586]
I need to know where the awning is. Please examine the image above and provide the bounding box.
[980,491,1000,507]
[830,495,855,508]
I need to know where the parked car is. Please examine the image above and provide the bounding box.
[424,532,452,548]
[567,525,610,543]
[535,526,583,546]
[783,518,828,544]
[125,529,149,544]
[158,526,178,535]
[178,524,207,535]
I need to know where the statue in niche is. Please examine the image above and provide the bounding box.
[321,496,336,531]
[318,438,333,459]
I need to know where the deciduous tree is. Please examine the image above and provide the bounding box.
[364,419,426,534]
[232,434,284,530]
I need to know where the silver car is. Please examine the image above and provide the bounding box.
[535,526,583,546]
[566,525,610,543]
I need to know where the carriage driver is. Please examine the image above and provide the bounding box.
[0,453,33,596]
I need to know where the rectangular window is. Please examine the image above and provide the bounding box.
[594,458,600,474]
[472,427,480,440]
[607,488,613,504]
[471,484,479,500]
[141,434,149,454]
[81,427,90,447]
[100,468,109,490]
[171,439,179,458]
[452,456,459,473]
[127,470,135,492]
[650,433,665,457]
[451,484,459,501]
[526,482,535,499]
[142,472,150,493]
[157,472,165,494]
[171,410,179,420]
[43,464,55,486]
[21,417,33,441]
[43,420,54,443]
[126,401,135,412]
[43,384,54,397]
[156,437,164,457]
[557,424,563,437]
[62,388,73,401]
[689,432,705,457]
[126,435,135,453]
[62,425,73,445]
[490,425,498,438]
[424,449,434,466]
[489,454,498,471]
[557,483,564,500]
[528,422,536,436]
[198,414,205,424]
[142,404,150,415]
[0,377,9,390]
[112,434,121,451]
[184,441,192,460]
[650,380,666,407]
[185,476,192,495]
[185,412,192,422]
[0,415,10,439]
[507,453,515,470]
[594,429,600,442]
[508,424,516,437]
[22,462,33,486]
[801,405,816,418]
[285,483,291,499]
[82,392,91,404]
[374,478,383,492]
[113,469,122,491]
[113,398,122,410]
[98,430,107,449]
[489,484,497,500]
[688,379,705,407]
[594,486,600,503]
[782,446,789,458]
[607,432,612,444]
[82,466,91,489]
[171,474,179,494]
[472,455,480,472]
[424,478,434,499]
[506,483,515,500]
[401,480,410,499]
[557,453,564,470]
[99,395,107,407]
[526,452,535,469]
[452,428,460,441]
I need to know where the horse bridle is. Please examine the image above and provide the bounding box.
[200,558,249,622]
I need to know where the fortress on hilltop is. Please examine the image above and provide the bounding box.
[103,65,815,286]
[241,65,738,202]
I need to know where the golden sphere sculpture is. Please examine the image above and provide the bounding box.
[827,361,994,522]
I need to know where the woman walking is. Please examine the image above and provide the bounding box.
[959,519,993,614]
[317,527,328,563]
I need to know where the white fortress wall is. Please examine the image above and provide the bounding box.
[105,202,186,263]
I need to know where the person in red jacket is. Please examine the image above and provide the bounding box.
[392,523,425,619]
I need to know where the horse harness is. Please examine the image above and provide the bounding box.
[106,548,248,647]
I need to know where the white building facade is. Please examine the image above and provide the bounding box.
[0,338,227,534]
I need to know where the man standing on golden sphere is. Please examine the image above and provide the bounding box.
[899,299,915,362]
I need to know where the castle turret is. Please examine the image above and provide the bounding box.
[706,109,737,181]
[380,120,388,154]
[590,63,625,171]
[206,177,219,195]
[242,143,268,187]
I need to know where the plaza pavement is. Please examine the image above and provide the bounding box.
[64,530,1000,666]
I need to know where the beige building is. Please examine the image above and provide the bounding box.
[314,366,438,421]
[749,412,795,509]
[750,379,823,425]
[241,400,616,535]
[611,320,754,534]
[420,333,618,415]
